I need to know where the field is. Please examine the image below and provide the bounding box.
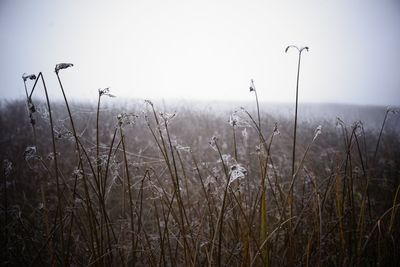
[1,79,400,266]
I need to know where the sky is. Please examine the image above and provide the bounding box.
[0,0,399,106]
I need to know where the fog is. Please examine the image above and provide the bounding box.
[1,0,400,106]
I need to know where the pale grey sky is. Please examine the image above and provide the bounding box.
[1,0,399,105]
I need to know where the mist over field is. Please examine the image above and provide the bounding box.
[1,0,400,266]
[1,94,400,266]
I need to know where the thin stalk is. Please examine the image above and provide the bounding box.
[119,125,136,266]
[286,45,309,265]
[291,52,302,179]
[374,109,389,160]
[210,140,230,267]
[38,73,65,265]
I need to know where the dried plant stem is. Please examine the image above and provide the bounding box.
[32,73,65,265]
[374,109,389,160]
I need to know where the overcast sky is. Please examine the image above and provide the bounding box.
[1,0,399,105]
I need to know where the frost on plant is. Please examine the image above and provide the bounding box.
[228,113,238,127]
[313,125,322,141]
[72,168,84,180]
[336,117,346,128]
[117,113,138,127]
[176,144,191,152]
[23,146,37,160]
[242,128,248,138]
[159,112,176,125]
[209,136,218,151]
[47,152,61,161]
[3,159,12,177]
[218,154,233,165]
[387,106,399,114]
[229,164,248,185]
[55,63,73,73]
[273,122,280,136]
[229,111,250,128]
[27,98,36,114]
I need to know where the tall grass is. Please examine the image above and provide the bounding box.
[0,61,399,266]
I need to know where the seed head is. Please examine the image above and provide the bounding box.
[23,146,37,160]
[98,87,115,97]
[229,164,248,185]
[273,122,280,136]
[387,106,399,114]
[22,73,37,82]
[55,63,73,73]
[313,125,322,141]
[117,113,138,127]
[209,136,218,151]
[229,113,238,127]
[249,79,256,92]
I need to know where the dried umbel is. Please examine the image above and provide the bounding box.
[273,122,280,136]
[387,106,399,114]
[229,110,251,128]
[159,112,176,125]
[98,87,115,97]
[55,63,73,74]
[22,73,37,82]
[229,164,248,185]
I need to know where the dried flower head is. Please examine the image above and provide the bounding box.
[22,73,37,82]
[23,146,37,160]
[27,98,36,114]
[249,79,256,92]
[229,113,238,127]
[387,106,399,114]
[159,112,176,125]
[55,63,73,73]
[98,87,115,97]
[229,110,251,128]
[229,164,248,184]
[285,45,309,53]
[273,122,280,136]
[313,125,322,141]
[352,121,364,136]
[47,152,61,161]
[209,136,218,151]
[117,113,138,127]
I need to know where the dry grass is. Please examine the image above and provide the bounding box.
[0,70,399,266]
